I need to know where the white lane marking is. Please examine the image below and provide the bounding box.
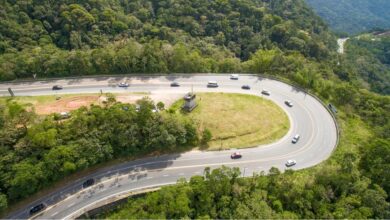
[67,202,75,208]
[146,176,153,179]
[23,76,336,219]
[163,174,169,177]
[62,182,177,220]
[51,212,58,217]
[194,171,201,174]
[178,173,184,176]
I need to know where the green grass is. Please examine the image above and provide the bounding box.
[170,93,290,150]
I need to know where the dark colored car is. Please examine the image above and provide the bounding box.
[82,178,95,188]
[52,85,63,90]
[230,152,242,159]
[328,103,338,114]
[241,85,251,90]
[30,203,46,215]
[170,82,180,87]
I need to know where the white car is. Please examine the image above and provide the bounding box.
[261,89,270,95]
[285,100,293,107]
[207,81,219,87]
[292,134,300,144]
[118,82,129,87]
[285,160,297,167]
[230,74,239,80]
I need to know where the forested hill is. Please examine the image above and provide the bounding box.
[0,0,336,80]
[306,0,390,35]
[343,33,390,95]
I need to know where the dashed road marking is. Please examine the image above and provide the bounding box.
[51,212,58,217]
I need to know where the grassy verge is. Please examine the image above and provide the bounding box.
[170,93,290,150]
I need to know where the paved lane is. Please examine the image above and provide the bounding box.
[1,74,338,219]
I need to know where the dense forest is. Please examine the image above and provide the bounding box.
[0,0,389,218]
[101,49,390,218]
[105,164,390,219]
[0,0,335,80]
[306,0,390,35]
[342,34,390,95]
[0,96,198,211]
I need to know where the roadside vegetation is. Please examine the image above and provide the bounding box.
[100,30,390,220]
[0,96,198,213]
[101,105,390,219]
[170,93,289,150]
[0,0,389,218]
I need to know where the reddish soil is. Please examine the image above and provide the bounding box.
[35,96,100,114]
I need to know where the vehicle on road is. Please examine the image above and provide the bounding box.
[261,89,270,95]
[29,203,46,216]
[285,160,297,167]
[207,81,219,88]
[285,100,293,107]
[82,178,95,188]
[118,82,129,87]
[52,85,63,90]
[292,134,300,144]
[230,74,239,80]
[328,103,338,114]
[170,82,180,87]
[241,85,251,90]
[230,152,242,159]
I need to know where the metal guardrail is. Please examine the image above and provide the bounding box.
[3,73,340,219]
[255,73,340,156]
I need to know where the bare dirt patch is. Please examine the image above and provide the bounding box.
[22,93,183,115]
[35,96,100,114]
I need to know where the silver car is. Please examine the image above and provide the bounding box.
[118,82,129,87]
[285,160,297,167]
[285,100,293,107]
[261,89,270,95]
[292,134,300,144]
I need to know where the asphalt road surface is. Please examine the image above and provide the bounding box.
[0,74,338,219]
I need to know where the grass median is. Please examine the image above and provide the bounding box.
[170,93,290,150]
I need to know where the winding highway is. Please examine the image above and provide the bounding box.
[0,74,338,219]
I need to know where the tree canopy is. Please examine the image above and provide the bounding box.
[0,0,336,80]
[0,97,198,212]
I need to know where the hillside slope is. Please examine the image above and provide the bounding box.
[342,34,390,95]
[0,0,390,218]
[0,0,335,80]
[306,0,390,34]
